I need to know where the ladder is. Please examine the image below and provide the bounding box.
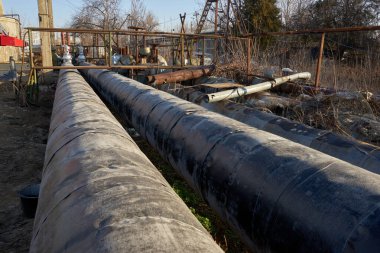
[194,0,217,34]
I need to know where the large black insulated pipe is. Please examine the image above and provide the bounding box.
[30,67,223,253]
[156,84,380,174]
[80,65,380,253]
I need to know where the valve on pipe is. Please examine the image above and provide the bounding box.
[80,64,380,253]
[30,66,223,253]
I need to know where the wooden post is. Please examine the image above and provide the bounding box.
[28,29,34,70]
[0,0,4,15]
[315,32,325,88]
[37,0,53,70]
[47,0,54,46]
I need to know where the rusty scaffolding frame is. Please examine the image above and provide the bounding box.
[25,27,245,67]
[25,25,380,89]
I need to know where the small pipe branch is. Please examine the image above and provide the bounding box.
[205,72,311,103]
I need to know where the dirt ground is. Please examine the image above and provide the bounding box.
[0,82,53,252]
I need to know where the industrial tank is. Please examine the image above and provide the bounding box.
[0,16,22,62]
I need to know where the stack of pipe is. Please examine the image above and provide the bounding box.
[30,67,223,253]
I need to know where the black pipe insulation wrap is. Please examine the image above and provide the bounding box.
[80,64,380,253]
[30,67,223,253]
[158,83,380,174]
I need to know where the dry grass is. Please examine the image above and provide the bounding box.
[210,35,380,146]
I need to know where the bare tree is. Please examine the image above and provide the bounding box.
[70,0,159,53]
[278,0,314,29]
[129,0,159,31]
[71,0,129,30]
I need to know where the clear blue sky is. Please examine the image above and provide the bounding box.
[2,0,202,30]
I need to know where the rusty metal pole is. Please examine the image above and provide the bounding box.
[214,0,218,62]
[109,32,112,67]
[104,33,107,65]
[66,32,70,45]
[315,32,325,88]
[180,35,185,67]
[60,32,65,45]
[116,32,119,49]
[202,37,205,65]
[96,33,99,59]
[92,34,95,59]
[246,38,251,75]
[225,0,231,60]
[180,14,186,67]
[135,33,139,64]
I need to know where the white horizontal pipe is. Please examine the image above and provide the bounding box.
[205,72,311,103]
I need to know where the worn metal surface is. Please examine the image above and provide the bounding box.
[159,83,380,174]
[205,72,311,103]
[81,65,380,253]
[30,67,223,253]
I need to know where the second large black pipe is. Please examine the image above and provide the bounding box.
[81,65,380,253]
[157,82,380,173]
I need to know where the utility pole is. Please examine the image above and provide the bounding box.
[37,0,53,69]
[0,0,4,15]
[47,0,55,45]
